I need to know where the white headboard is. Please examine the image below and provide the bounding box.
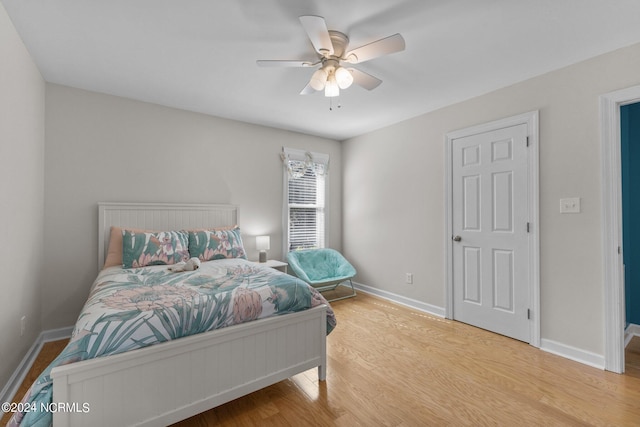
[98,202,239,271]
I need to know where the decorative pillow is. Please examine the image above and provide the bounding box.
[188,227,247,261]
[122,230,190,268]
[104,226,152,269]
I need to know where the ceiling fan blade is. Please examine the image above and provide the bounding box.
[344,33,405,64]
[300,83,317,95]
[256,60,315,68]
[299,15,334,56]
[349,68,382,91]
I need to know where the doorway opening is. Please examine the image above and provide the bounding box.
[621,102,640,340]
[601,85,640,373]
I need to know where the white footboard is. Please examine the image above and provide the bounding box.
[51,305,327,427]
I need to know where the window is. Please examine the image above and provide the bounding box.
[282,148,329,252]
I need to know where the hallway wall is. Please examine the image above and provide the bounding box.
[622,102,640,325]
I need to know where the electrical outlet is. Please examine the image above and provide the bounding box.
[560,197,581,213]
[406,273,413,284]
[20,315,26,336]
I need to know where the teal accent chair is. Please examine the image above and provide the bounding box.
[286,248,356,301]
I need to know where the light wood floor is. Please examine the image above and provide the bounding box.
[4,290,640,426]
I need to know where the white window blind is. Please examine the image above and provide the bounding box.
[282,148,329,252]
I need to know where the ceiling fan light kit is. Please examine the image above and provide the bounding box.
[334,66,353,89]
[310,68,328,91]
[309,59,353,97]
[257,15,405,98]
[325,74,340,97]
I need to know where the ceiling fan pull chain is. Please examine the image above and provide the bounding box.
[328,97,342,111]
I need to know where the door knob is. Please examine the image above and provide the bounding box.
[453,235,462,242]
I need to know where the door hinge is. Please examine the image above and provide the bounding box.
[618,246,621,254]
[526,222,530,233]
[526,136,530,147]
[527,309,531,320]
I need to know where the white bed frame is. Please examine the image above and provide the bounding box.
[50,203,327,427]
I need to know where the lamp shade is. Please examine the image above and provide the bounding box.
[256,235,271,251]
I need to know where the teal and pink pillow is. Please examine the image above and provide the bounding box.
[188,227,247,261]
[122,230,190,268]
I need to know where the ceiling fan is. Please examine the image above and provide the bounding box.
[257,15,405,97]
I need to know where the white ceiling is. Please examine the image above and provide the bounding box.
[4,0,640,141]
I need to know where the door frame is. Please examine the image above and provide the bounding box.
[445,111,540,347]
[600,84,640,373]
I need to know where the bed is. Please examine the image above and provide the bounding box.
[9,202,335,427]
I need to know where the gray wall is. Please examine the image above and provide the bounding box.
[0,4,45,387]
[343,41,640,356]
[43,84,342,329]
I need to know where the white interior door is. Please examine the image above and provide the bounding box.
[451,123,531,342]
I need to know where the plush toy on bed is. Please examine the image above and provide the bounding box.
[168,257,201,272]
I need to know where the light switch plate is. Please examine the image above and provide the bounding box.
[560,197,581,213]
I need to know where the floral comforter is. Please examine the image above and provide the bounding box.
[8,258,336,427]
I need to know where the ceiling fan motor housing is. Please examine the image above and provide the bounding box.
[327,31,349,59]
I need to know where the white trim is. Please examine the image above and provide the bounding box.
[282,166,288,256]
[445,111,540,347]
[41,326,74,343]
[540,339,605,370]
[625,323,640,347]
[353,282,445,318]
[600,84,640,373]
[0,341,42,405]
[0,326,73,404]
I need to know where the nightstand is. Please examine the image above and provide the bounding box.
[257,259,288,273]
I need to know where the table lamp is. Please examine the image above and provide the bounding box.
[256,235,270,263]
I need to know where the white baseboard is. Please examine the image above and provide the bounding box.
[625,323,640,347]
[353,281,608,371]
[0,326,73,404]
[540,338,605,370]
[353,281,446,318]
